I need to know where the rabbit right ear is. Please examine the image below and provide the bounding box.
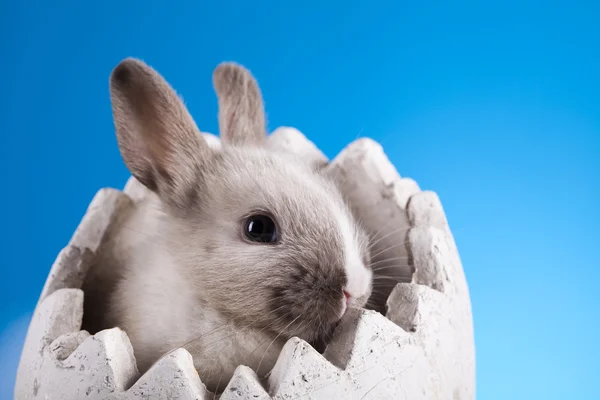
[109,58,211,212]
[213,62,267,147]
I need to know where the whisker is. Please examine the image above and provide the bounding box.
[243,312,291,364]
[369,241,407,259]
[372,275,405,281]
[368,225,411,250]
[370,257,410,269]
[256,314,303,373]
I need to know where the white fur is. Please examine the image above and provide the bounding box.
[332,205,373,305]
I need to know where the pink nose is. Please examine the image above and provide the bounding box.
[343,290,352,306]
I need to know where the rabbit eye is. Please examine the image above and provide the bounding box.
[243,214,278,243]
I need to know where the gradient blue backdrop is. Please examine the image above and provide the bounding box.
[1,1,598,399]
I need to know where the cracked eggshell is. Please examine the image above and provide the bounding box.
[15,135,475,400]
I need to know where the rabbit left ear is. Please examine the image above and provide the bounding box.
[109,57,212,212]
[213,62,267,147]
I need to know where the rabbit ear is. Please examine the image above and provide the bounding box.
[213,62,267,147]
[109,58,211,211]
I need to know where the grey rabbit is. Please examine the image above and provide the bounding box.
[84,57,373,393]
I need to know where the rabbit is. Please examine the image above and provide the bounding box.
[87,57,374,394]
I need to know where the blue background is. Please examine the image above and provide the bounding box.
[1,1,598,399]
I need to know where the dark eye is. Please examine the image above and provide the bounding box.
[243,214,278,243]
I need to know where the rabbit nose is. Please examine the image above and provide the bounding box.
[339,290,352,318]
[343,290,352,307]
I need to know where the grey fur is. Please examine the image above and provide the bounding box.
[87,58,373,393]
